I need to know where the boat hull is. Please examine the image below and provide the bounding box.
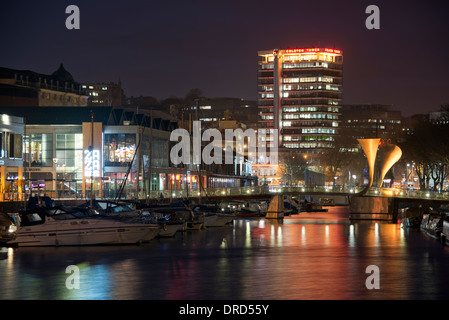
[421,213,444,240]
[235,212,263,217]
[9,217,160,247]
[157,222,184,237]
[203,214,234,227]
[185,221,203,230]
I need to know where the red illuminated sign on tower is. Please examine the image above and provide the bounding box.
[284,48,341,54]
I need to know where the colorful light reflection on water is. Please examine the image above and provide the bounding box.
[1,206,449,300]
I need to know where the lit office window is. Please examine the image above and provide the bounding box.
[284,78,300,83]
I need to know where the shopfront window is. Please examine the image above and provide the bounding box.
[55,134,83,178]
[1,132,22,159]
[23,133,53,167]
[104,134,136,166]
[152,137,169,168]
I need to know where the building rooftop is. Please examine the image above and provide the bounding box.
[0,106,178,131]
[51,63,75,83]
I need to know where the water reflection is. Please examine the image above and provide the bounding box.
[2,206,449,299]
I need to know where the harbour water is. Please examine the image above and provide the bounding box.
[1,206,449,300]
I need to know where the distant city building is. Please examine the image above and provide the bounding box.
[401,113,429,136]
[341,104,404,145]
[174,97,258,130]
[124,96,159,109]
[257,47,343,152]
[429,111,449,124]
[82,80,124,107]
[0,64,89,107]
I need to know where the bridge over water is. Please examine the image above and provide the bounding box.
[2,186,448,221]
[151,185,449,203]
[157,185,449,221]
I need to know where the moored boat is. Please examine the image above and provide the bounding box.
[428,216,444,240]
[0,212,17,245]
[157,220,185,237]
[202,213,234,227]
[141,200,205,232]
[235,206,264,217]
[185,215,204,230]
[320,198,336,206]
[401,207,424,228]
[192,204,234,227]
[152,214,186,237]
[301,200,328,212]
[8,206,160,247]
[284,198,300,215]
[439,218,449,245]
[420,212,444,240]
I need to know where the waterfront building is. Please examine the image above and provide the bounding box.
[257,47,343,152]
[0,106,177,199]
[0,106,255,200]
[0,64,89,107]
[0,114,24,200]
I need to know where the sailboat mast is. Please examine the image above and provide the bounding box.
[90,110,94,208]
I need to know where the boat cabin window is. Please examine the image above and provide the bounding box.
[96,201,133,213]
[110,205,133,213]
[21,213,45,226]
[52,211,86,220]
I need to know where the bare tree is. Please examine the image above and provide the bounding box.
[279,152,308,185]
[400,113,449,190]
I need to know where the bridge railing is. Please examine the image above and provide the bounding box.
[148,185,366,200]
[4,186,449,202]
[136,186,449,201]
[365,188,449,201]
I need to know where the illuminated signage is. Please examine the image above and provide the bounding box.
[323,48,341,54]
[284,48,341,54]
[84,149,101,177]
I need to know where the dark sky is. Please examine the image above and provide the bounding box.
[1,0,448,116]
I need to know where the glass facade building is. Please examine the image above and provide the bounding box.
[0,106,257,200]
[0,114,24,200]
[258,47,343,153]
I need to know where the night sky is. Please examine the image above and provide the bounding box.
[1,0,448,116]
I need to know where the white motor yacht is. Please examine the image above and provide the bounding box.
[0,212,17,244]
[8,206,160,247]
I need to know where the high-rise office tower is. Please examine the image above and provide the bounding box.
[257,47,343,153]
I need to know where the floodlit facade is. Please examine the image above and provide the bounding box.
[257,47,343,153]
